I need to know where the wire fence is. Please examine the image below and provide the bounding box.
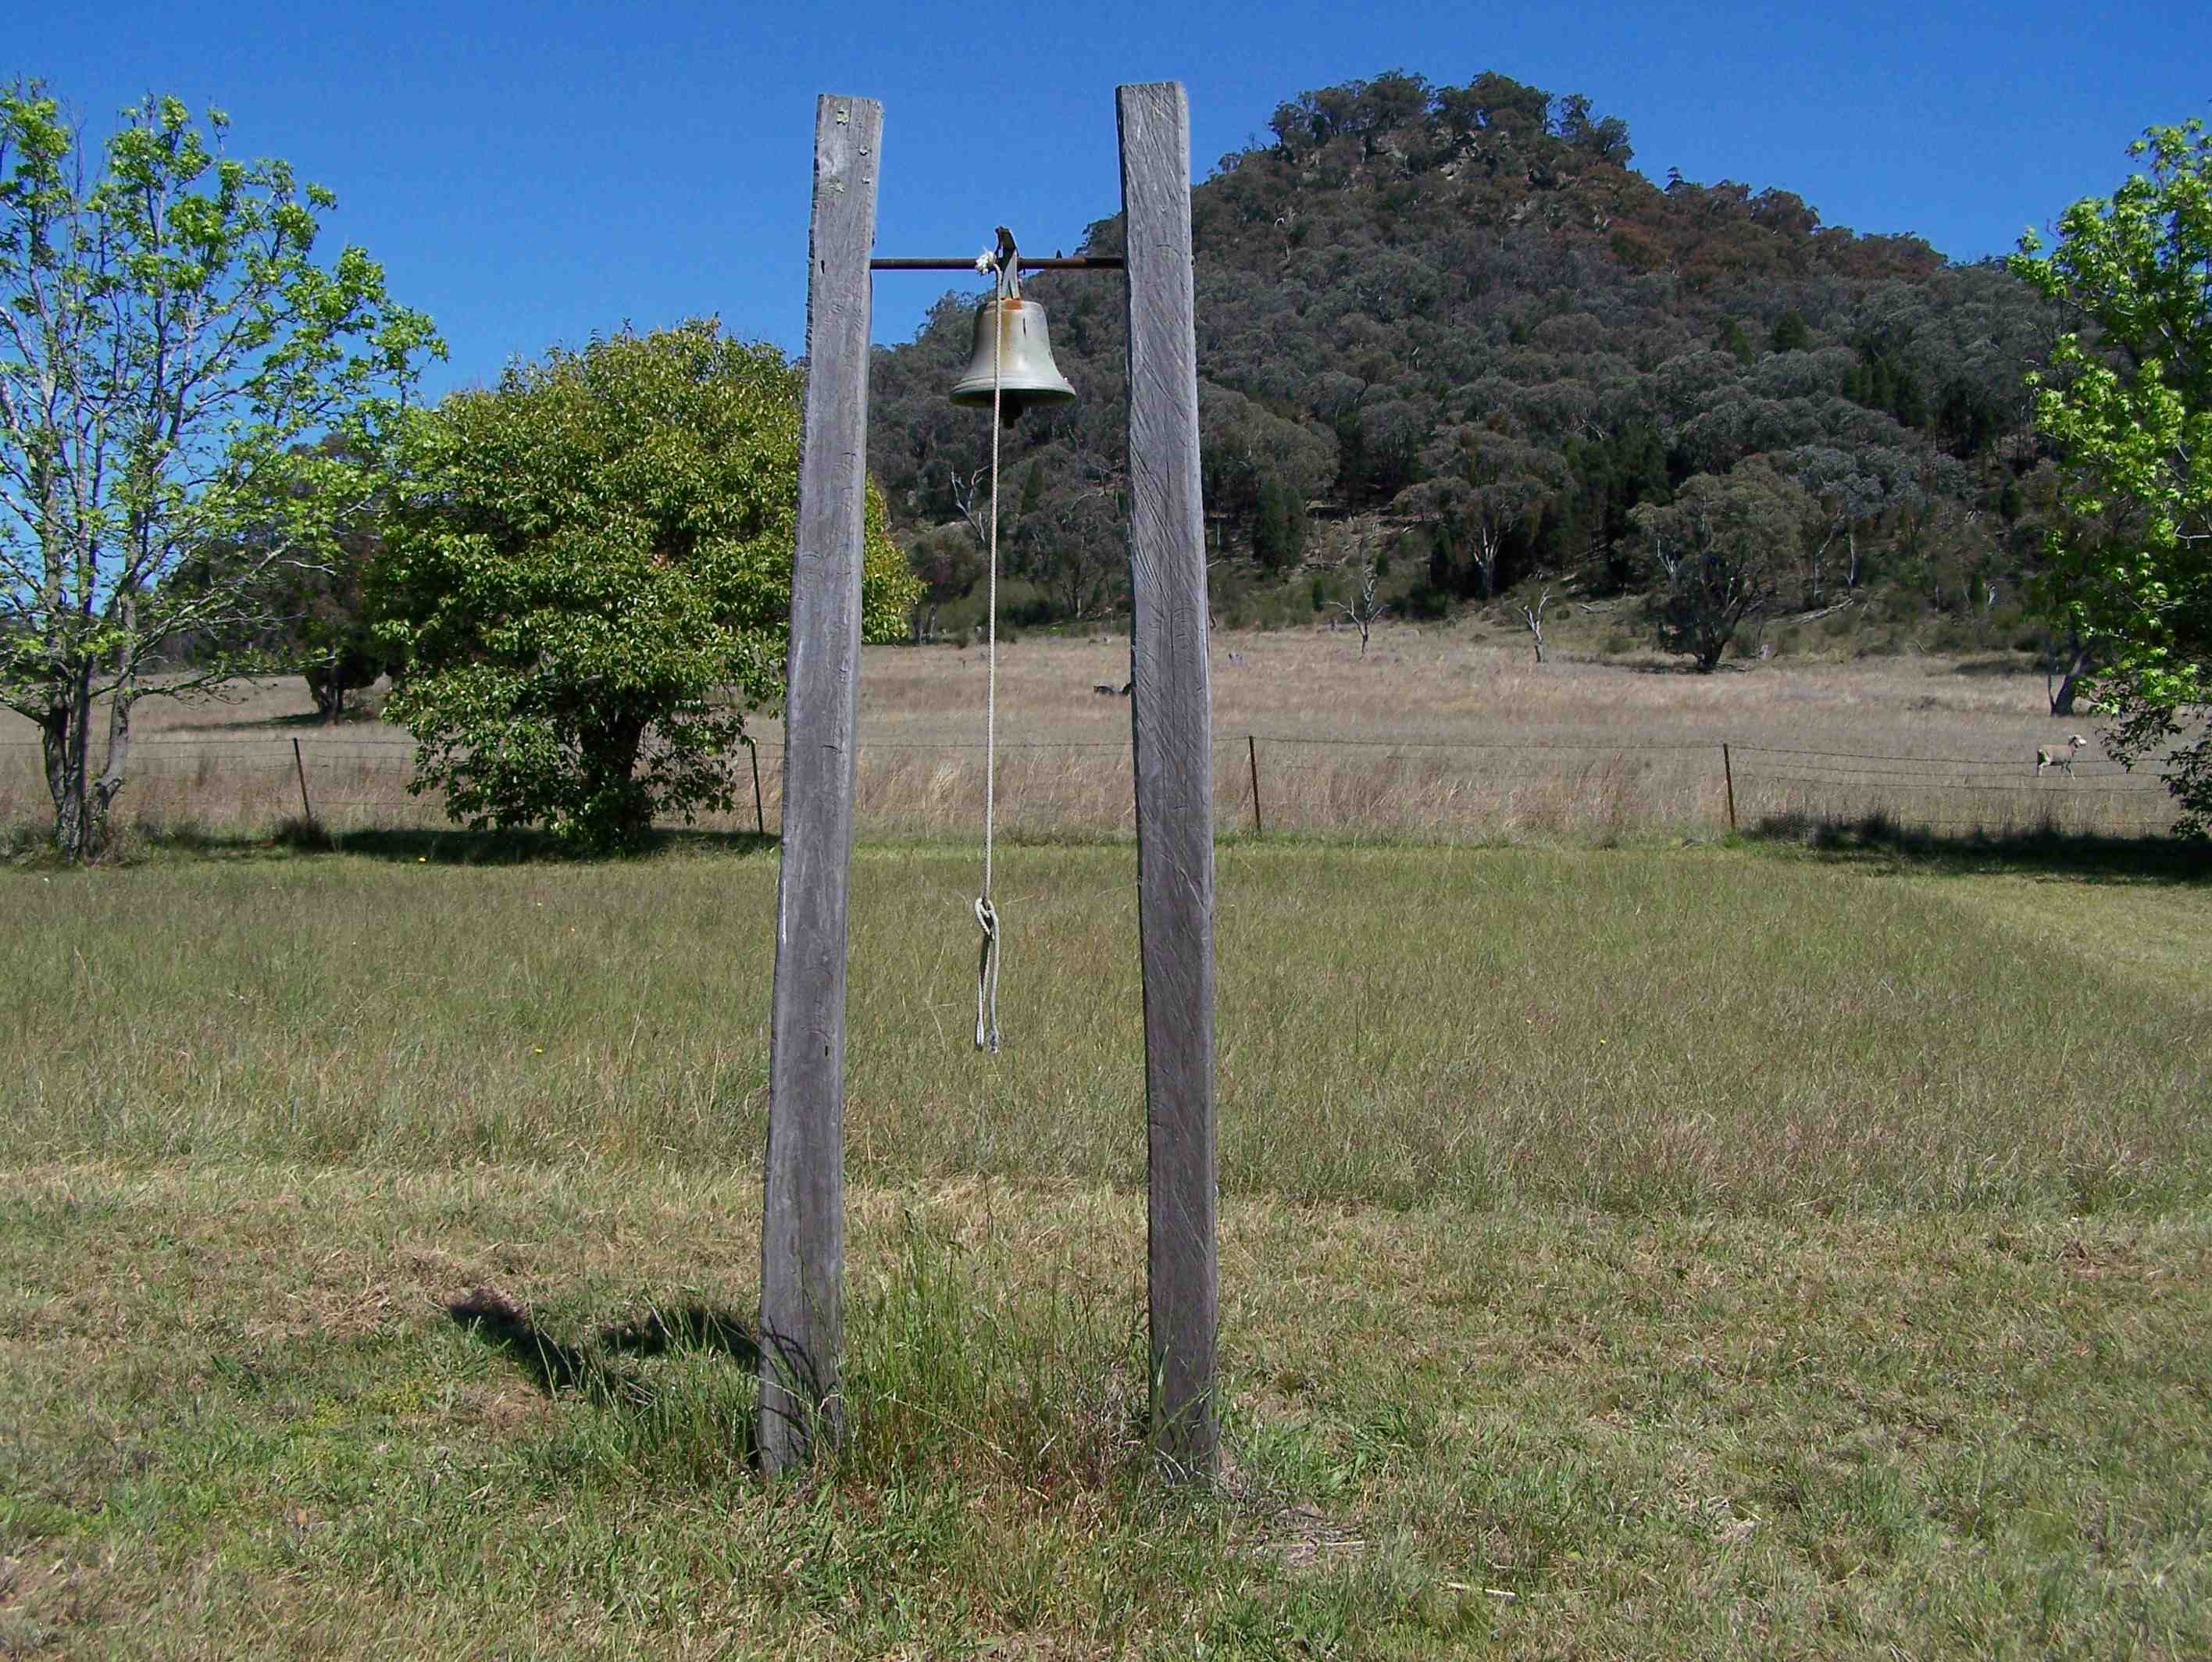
[0,730,2190,842]
[1724,741,2185,836]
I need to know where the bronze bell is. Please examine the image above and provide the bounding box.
[949,293,1076,425]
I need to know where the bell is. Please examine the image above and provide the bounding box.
[949,294,1076,424]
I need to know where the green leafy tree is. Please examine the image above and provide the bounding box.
[376,322,918,852]
[2010,119,2212,833]
[0,84,439,858]
[1632,460,1811,671]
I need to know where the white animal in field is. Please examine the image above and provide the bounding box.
[2036,734,2087,776]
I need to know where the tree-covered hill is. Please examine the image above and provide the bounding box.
[867,69,2062,646]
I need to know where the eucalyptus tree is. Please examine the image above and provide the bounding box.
[1397,426,1561,599]
[1632,461,1811,671]
[1788,443,1912,600]
[1010,458,1127,620]
[1197,380,1337,542]
[904,523,983,643]
[0,84,440,858]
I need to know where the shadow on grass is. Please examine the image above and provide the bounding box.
[330,826,778,865]
[1949,654,2044,677]
[192,708,392,733]
[1618,658,1756,676]
[448,1285,762,1410]
[56,823,782,865]
[1748,809,2210,884]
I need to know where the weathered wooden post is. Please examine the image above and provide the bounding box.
[759,93,880,1472]
[1118,80,1219,1475]
[743,733,765,836]
[291,736,313,823]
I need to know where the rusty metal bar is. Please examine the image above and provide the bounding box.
[867,255,1126,271]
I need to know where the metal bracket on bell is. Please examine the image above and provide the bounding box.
[949,226,1078,424]
[981,226,1022,301]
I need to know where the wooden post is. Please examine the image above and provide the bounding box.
[1722,742,1738,833]
[744,734,765,836]
[759,93,879,1473]
[291,737,313,822]
[1247,735,1262,836]
[1118,80,1218,1477]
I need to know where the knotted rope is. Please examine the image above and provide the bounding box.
[973,893,1000,1051]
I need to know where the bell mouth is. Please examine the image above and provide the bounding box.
[947,386,1077,425]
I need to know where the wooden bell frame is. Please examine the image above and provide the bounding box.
[758,84,1218,1477]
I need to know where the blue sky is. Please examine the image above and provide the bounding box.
[14,2,2205,401]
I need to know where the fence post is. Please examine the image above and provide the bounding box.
[744,735,765,836]
[291,737,314,822]
[1247,735,1262,836]
[1721,742,1737,833]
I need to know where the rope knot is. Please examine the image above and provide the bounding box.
[973,895,1001,1053]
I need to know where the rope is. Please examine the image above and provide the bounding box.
[974,243,1008,1053]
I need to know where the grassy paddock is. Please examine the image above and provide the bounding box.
[2,842,2210,1655]
[5,844,2207,1214]
[2,633,2189,844]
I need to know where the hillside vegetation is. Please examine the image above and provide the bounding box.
[870,70,2058,648]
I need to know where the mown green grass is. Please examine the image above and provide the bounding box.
[2,842,2209,1657]
[4,1166,2207,1658]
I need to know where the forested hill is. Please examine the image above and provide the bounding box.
[867,70,2058,630]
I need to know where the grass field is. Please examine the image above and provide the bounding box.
[4,838,2209,1657]
[0,626,2189,846]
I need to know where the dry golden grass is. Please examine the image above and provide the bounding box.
[0,626,2186,842]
